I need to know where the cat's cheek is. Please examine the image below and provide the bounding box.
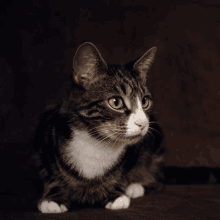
[125,117,140,137]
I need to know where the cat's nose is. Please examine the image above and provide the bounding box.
[135,120,148,129]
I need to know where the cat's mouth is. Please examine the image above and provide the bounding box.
[122,127,148,144]
[95,123,147,146]
[125,127,148,138]
[125,133,141,138]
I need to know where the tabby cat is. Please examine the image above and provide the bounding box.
[34,42,165,213]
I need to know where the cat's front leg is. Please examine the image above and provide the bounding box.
[125,183,145,199]
[105,183,144,210]
[37,182,69,213]
[105,195,130,210]
[38,200,68,213]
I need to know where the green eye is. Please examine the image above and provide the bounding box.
[108,97,124,110]
[142,96,151,109]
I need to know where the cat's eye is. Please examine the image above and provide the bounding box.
[142,96,151,109]
[108,97,124,110]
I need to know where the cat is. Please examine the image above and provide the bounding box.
[34,42,165,213]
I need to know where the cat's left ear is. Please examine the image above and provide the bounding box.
[133,47,157,82]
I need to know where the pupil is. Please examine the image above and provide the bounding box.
[114,99,119,106]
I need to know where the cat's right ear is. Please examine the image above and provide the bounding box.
[72,42,108,88]
[133,46,157,83]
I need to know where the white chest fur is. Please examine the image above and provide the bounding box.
[65,130,125,179]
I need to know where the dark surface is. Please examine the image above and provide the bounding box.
[1,184,220,220]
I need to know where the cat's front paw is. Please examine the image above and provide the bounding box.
[125,183,144,199]
[38,200,68,213]
[105,195,130,210]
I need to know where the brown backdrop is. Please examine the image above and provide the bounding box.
[1,0,220,175]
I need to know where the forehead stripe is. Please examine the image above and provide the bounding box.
[124,97,131,110]
[125,83,132,97]
[120,84,126,94]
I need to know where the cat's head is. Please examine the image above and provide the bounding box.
[68,42,157,146]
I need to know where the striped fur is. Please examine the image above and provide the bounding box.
[34,42,165,212]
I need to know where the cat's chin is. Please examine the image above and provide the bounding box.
[123,134,144,145]
[105,134,142,147]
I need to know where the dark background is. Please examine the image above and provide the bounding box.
[1,0,220,200]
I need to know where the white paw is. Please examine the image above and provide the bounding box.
[105,195,130,210]
[125,183,144,199]
[38,200,68,213]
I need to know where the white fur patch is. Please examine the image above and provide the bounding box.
[38,200,68,213]
[126,97,149,137]
[125,183,145,199]
[105,195,130,210]
[65,130,125,179]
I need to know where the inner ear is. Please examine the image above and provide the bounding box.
[73,42,108,88]
[133,47,157,82]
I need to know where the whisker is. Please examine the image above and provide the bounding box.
[148,127,163,138]
[147,130,155,140]
[147,80,161,88]
[87,129,126,138]
[110,133,122,149]
[90,131,123,148]
[149,121,163,126]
